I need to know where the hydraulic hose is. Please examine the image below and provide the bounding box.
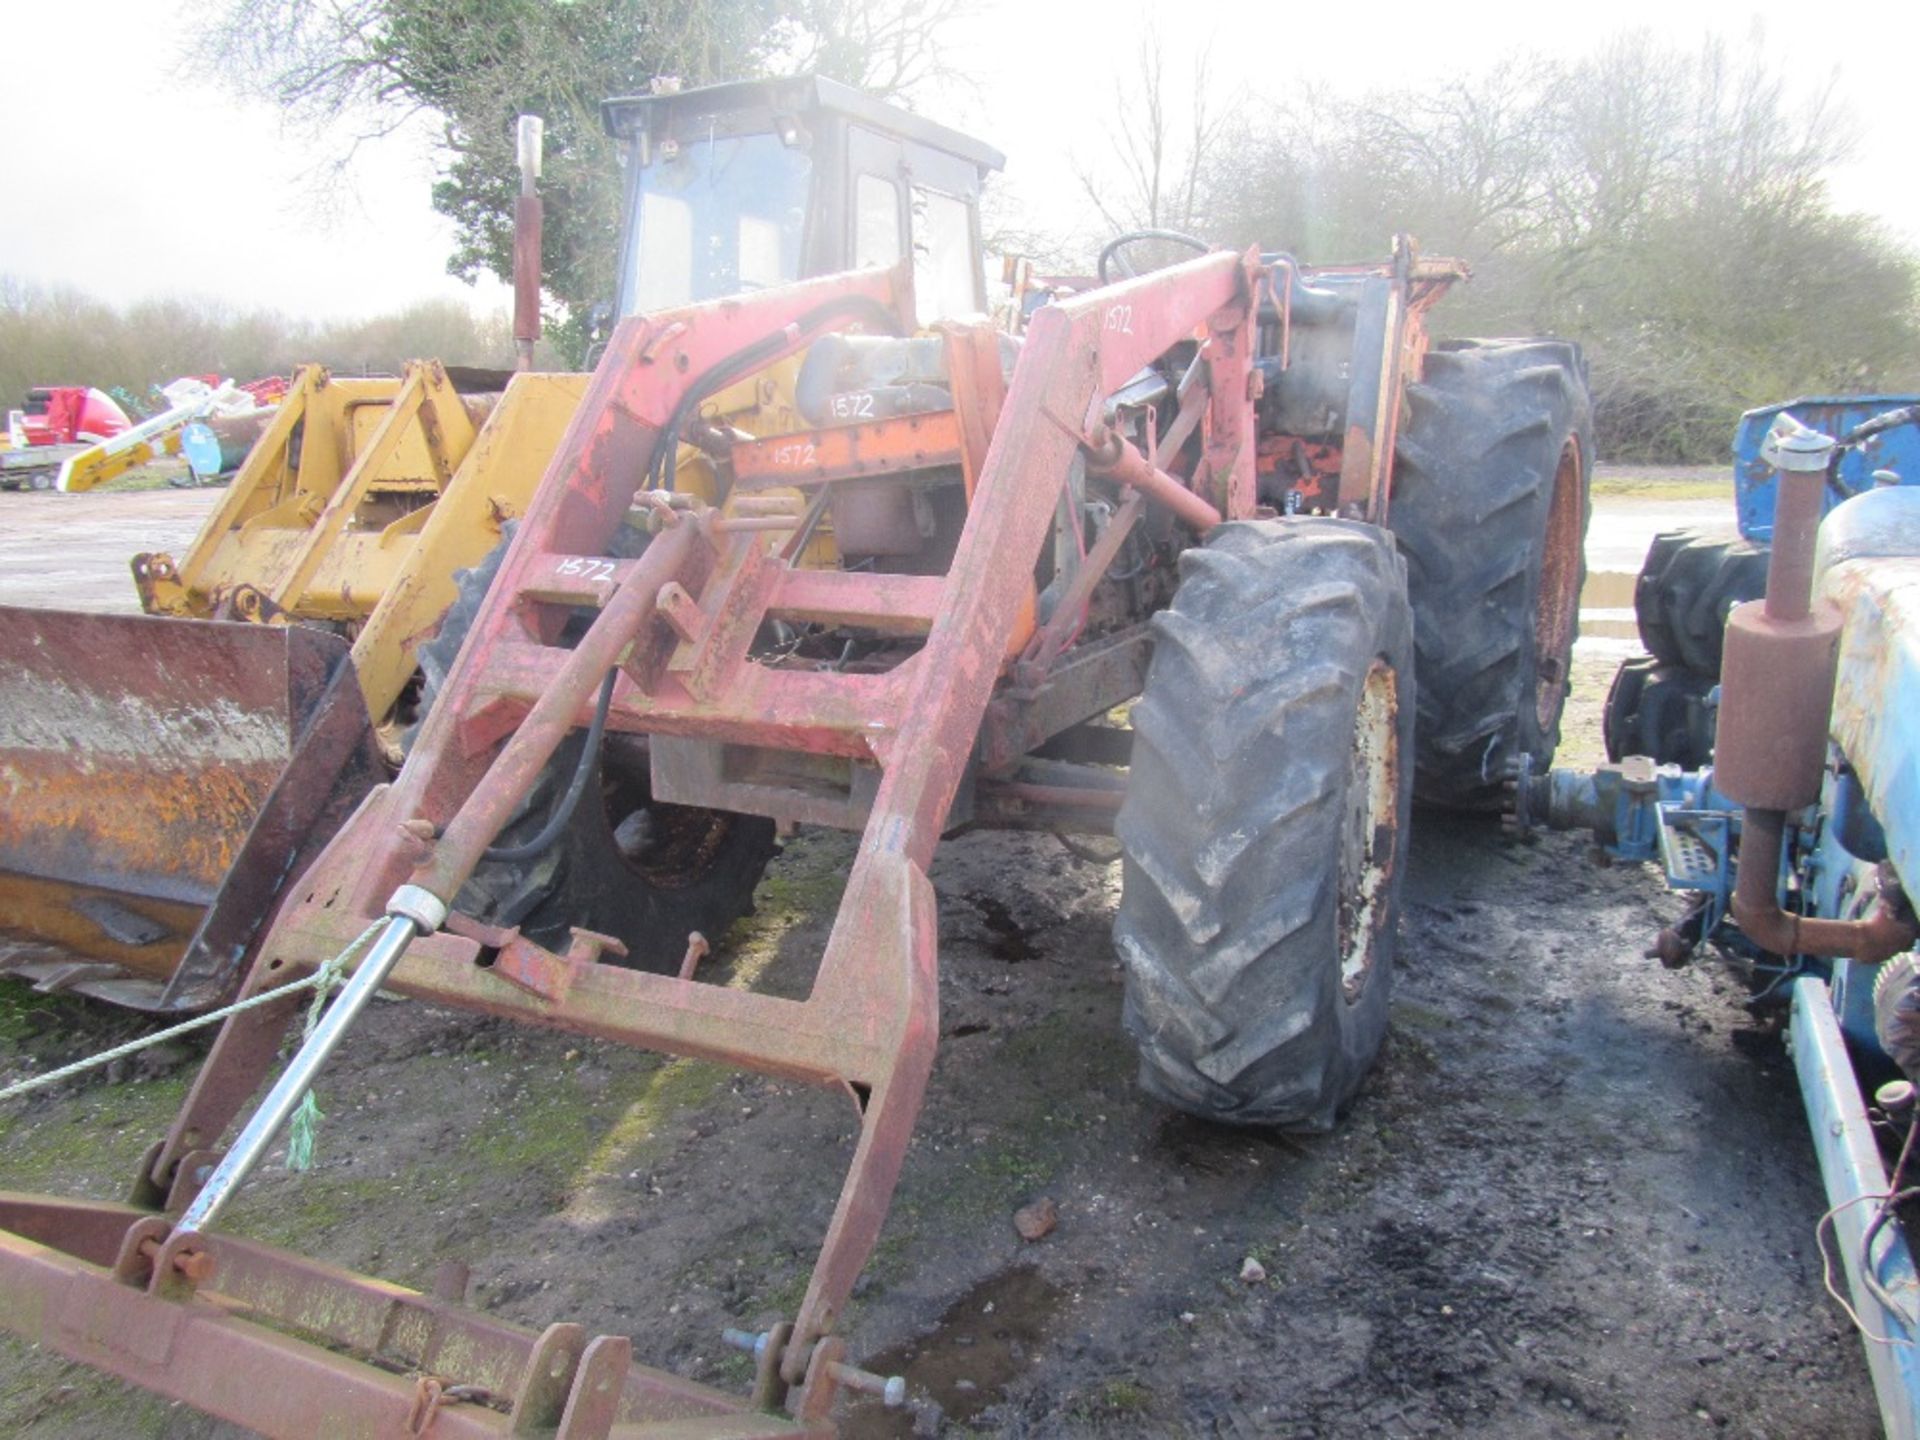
[481,668,618,864]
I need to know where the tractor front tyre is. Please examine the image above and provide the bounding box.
[1390,340,1594,808]
[1114,520,1414,1130]
[1602,655,1717,768]
[414,536,777,970]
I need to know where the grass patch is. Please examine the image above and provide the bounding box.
[94,461,195,493]
[231,1171,417,1251]
[0,1339,179,1437]
[0,1075,193,1193]
[454,1057,721,1195]
[731,832,849,942]
[1097,1378,1154,1412]
[0,984,59,1046]
[1391,1000,1453,1032]
[558,1056,732,1221]
[1590,474,1733,501]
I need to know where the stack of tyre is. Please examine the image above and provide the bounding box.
[1603,531,1769,768]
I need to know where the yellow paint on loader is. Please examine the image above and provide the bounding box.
[133,362,590,724]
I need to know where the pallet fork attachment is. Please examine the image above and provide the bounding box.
[0,248,1262,1433]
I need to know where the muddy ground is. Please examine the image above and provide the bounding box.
[0,473,1883,1437]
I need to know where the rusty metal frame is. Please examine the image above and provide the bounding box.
[0,1194,818,1438]
[0,250,1265,1432]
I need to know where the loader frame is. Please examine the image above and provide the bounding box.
[0,244,1453,1433]
[133,361,589,724]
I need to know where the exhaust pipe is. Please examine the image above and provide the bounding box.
[513,114,544,371]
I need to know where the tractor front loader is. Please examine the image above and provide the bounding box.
[129,360,589,727]
[0,216,1593,1434]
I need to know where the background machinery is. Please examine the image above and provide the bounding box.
[1605,394,1920,768]
[0,383,131,489]
[0,79,1593,1436]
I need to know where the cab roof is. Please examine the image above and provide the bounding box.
[600,74,1005,178]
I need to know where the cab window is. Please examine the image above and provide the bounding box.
[855,173,903,269]
[910,186,977,325]
[624,132,812,312]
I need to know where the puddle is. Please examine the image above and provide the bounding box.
[841,1267,1065,1435]
[1149,1111,1305,1176]
[1579,570,1639,640]
[968,894,1039,963]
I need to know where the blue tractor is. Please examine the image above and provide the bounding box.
[1517,403,1920,1438]
[1603,396,1920,768]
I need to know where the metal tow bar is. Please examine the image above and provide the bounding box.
[173,884,447,1235]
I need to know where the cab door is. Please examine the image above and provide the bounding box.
[900,141,986,324]
[845,126,909,279]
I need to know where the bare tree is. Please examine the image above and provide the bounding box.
[778,0,978,100]
[1171,27,1915,461]
[1072,26,1228,243]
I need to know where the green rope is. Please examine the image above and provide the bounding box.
[0,921,387,1172]
[284,1090,326,1172]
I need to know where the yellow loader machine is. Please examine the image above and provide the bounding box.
[0,76,1006,1010]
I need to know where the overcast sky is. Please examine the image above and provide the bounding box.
[4,0,1914,322]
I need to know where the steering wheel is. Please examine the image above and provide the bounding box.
[1097,228,1211,285]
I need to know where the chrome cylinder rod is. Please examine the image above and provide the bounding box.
[176,894,439,1235]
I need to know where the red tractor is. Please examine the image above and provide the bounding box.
[0,77,1591,1436]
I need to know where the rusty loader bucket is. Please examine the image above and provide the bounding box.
[0,607,385,1011]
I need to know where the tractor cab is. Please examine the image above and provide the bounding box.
[601,75,1004,327]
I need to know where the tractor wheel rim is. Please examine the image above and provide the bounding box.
[1338,659,1399,1003]
[1533,436,1585,732]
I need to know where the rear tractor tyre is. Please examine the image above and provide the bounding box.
[1390,340,1594,808]
[1633,529,1768,678]
[1114,520,1415,1130]
[413,535,777,970]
